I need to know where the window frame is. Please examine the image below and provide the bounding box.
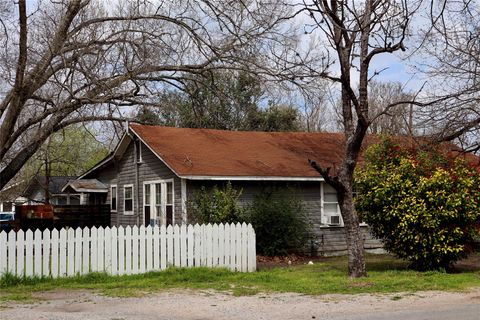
[123,184,134,215]
[110,185,118,212]
[320,182,343,226]
[143,179,175,225]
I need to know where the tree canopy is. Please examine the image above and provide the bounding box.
[355,138,480,270]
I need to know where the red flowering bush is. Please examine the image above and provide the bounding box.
[355,138,480,271]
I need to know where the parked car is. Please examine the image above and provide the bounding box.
[0,212,15,232]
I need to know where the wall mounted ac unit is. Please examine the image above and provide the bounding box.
[329,215,341,226]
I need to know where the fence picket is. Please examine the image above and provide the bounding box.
[51,229,59,278]
[90,227,98,272]
[173,225,180,267]
[74,228,82,275]
[217,224,225,267]
[224,224,231,269]
[59,229,67,277]
[42,229,50,276]
[104,227,112,274]
[132,226,139,274]
[212,224,219,267]
[34,229,42,276]
[82,227,90,274]
[16,230,24,277]
[241,223,248,272]
[247,224,256,272]
[193,224,201,266]
[235,223,242,272]
[187,225,194,267]
[229,223,236,271]
[153,226,160,270]
[97,227,105,272]
[180,224,187,267]
[166,225,173,267]
[118,226,125,275]
[74,227,83,274]
[160,225,166,270]
[24,230,32,276]
[146,226,153,271]
[66,228,75,276]
[8,230,16,275]
[111,227,118,275]
[0,223,256,278]
[125,226,132,274]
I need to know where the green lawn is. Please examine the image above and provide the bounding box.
[1,254,479,301]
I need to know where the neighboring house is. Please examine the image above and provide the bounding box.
[0,176,77,210]
[77,123,382,255]
[22,176,78,205]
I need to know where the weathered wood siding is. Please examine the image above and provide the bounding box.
[87,139,182,227]
[186,180,382,255]
[90,163,118,226]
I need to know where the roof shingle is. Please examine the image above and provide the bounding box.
[130,124,349,178]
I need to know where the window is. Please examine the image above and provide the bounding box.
[124,185,134,214]
[321,182,342,226]
[166,181,173,225]
[69,195,81,205]
[143,180,174,226]
[57,196,68,205]
[1,202,13,212]
[111,185,117,211]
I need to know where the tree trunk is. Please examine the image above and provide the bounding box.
[336,176,366,277]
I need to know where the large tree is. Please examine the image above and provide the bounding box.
[298,0,421,277]
[0,0,311,190]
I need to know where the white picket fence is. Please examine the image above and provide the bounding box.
[0,223,256,278]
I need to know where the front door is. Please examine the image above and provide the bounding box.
[143,180,174,226]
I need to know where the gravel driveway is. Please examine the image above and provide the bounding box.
[2,289,479,320]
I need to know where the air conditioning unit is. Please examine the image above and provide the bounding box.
[329,215,341,226]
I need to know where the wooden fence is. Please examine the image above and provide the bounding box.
[0,223,256,278]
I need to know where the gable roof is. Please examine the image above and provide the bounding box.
[62,179,108,193]
[130,124,349,179]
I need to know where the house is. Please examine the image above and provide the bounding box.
[76,123,382,255]
[0,175,78,212]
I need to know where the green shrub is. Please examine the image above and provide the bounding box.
[247,189,309,256]
[355,138,480,270]
[188,182,246,224]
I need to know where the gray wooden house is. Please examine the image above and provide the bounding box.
[76,123,381,255]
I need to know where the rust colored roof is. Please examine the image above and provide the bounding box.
[130,124,350,178]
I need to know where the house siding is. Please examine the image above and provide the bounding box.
[186,180,382,256]
[87,139,182,227]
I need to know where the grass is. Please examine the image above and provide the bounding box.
[0,254,479,301]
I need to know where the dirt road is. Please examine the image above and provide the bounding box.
[1,289,479,320]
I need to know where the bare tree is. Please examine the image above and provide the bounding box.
[368,80,415,135]
[0,0,315,190]
[416,1,480,153]
[295,0,421,277]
